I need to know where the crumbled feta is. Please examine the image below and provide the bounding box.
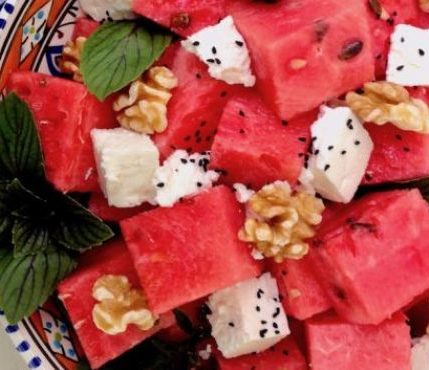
[78,0,136,21]
[387,24,429,86]
[208,273,290,358]
[233,183,255,203]
[198,344,213,361]
[91,128,159,208]
[250,248,265,261]
[412,335,429,370]
[181,16,256,87]
[304,106,373,203]
[153,150,220,207]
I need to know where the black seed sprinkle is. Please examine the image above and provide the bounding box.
[257,289,264,299]
[206,58,215,64]
[235,40,244,47]
[193,41,200,46]
[312,136,317,142]
[315,149,320,155]
[273,322,278,329]
[328,145,334,150]
[190,159,196,163]
[400,37,405,43]
[341,150,347,155]
[239,110,245,117]
[396,65,405,71]
[196,182,203,187]
[272,307,281,318]
[256,306,261,312]
[228,322,235,327]
[180,158,188,164]
[347,119,354,129]
[273,297,279,302]
[215,58,222,65]
[275,330,280,335]
[324,164,331,171]
[261,320,267,325]
[260,329,268,338]
[419,49,426,56]
[355,140,360,145]
[157,182,165,188]
[212,46,217,54]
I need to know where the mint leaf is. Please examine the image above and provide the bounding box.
[81,21,172,100]
[52,193,114,251]
[12,219,51,257]
[0,93,44,180]
[7,178,48,219]
[0,182,12,239]
[0,249,76,323]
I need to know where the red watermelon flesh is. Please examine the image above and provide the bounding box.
[366,0,420,78]
[154,47,240,158]
[72,17,99,39]
[7,71,117,193]
[269,253,331,321]
[88,193,153,223]
[228,0,374,121]
[58,240,174,369]
[209,92,316,189]
[363,87,429,184]
[305,312,410,370]
[310,189,429,325]
[132,0,226,37]
[213,337,308,370]
[121,186,262,315]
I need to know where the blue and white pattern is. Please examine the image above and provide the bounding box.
[0,0,15,30]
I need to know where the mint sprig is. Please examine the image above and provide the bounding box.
[0,94,114,323]
[81,21,172,100]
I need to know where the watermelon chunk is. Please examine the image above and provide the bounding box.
[154,47,239,158]
[213,337,307,370]
[132,0,226,37]
[228,0,374,120]
[210,92,316,189]
[269,254,331,320]
[7,71,117,193]
[88,193,153,222]
[310,189,429,324]
[305,312,411,370]
[58,240,174,369]
[121,186,262,315]
[72,17,99,39]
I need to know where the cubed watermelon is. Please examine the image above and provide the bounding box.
[121,186,262,315]
[7,71,117,193]
[269,254,331,321]
[72,17,99,39]
[210,92,316,189]
[310,189,429,324]
[213,337,307,370]
[58,240,174,369]
[305,312,411,370]
[132,0,226,37]
[154,47,239,158]
[228,0,374,120]
[88,193,153,223]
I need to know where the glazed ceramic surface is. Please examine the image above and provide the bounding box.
[0,1,87,368]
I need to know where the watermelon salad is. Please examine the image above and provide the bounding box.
[4,0,429,369]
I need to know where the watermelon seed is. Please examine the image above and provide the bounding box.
[273,297,279,302]
[346,119,354,129]
[324,164,330,171]
[419,49,425,56]
[354,140,360,145]
[341,150,347,155]
[275,330,280,334]
[400,37,405,43]
[212,46,217,54]
[259,329,268,338]
[314,19,329,42]
[298,153,305,157]
[206,58,215,64]
[181,158,188,164]
[315,149,320,155]
[403,147,411,152]
[338,39,364,61]
[235,40,244,47]
[257,288,264,299]
[273,322,278,329]
[196,182,202,187]
[281,120,289,126]
[215,58,222,65]
[375,54,382,60]
[272,307,281,318]
[171,12,190,29]
[395,134,402,140]
[396,65,405,71]
[228,322,235,327]
[239,110,246,117]
[298,137,307,142]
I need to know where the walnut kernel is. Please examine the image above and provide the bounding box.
[420,0,429,12]
[60,37,87,82]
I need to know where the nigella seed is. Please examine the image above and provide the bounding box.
[273,322,278,329]
[275,330,280,335]
[215,58,222,65]
[272,307,281,318]
[338,39,364,61]
[157,182,165,188]
[419,49,426,56]
[355,140,361,145]
[341,150,347,155]
[196,182,202,187]
[312,136,317,142]
[260,329,268,338]
[212,46,217,54]
[256,305,261,312]
[206,58,215,64]
[228,322,235,327]
[193,41,200,46]
[328,145,334,150]
[235,40,244,47]
[257,288,264,299]
[396,65,405,71]
[190,159,196,163]
[239,110,245,117]
[347,119,354,129]
[261,320,267,325]
[273,297,279,302]
[324,164,331,171]
[180,158,188,164]
[400,37,405,43]
[315,149,320,155]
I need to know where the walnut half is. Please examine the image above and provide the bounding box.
[113,66,178,135]
[60,37,87,82]
[238,181,325,263]
[92,275,157,335]
[420,0,429,12]
[346,81,429,134]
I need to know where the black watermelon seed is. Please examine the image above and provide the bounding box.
[396,65,405,71]
[333,286,347,301]
[400,37,405,43]
[272,307,281,318]
[261,320,267,325]
[206,58,215,64]
[196,182,203,188]
[298,153,305,157]
[338,39,364,61]
[275,330,280,335]
[315,149,320,155]
[215,58,222,65]
[180,158,188,164]
[273,322,278,329]
[256,306,261,312]
[239,110,245,117]
[190,159,196,163]
[341,150,347,155]
[235,40,244,47]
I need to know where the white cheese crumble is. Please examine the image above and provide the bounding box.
[91,128,159,208]
[303,106,373,203]
[153,150,220,207]
[78,0,136,21]
[181,16,256,87]
[233,183,255,203]
[412,335,429,370]
[387,24,429,86]
[198,344,213,361]
[208,273,290,358]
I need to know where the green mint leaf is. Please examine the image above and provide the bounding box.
[7,179,48,219]
[81,21,172,100]
[0,249,76,324]
[0,93,44,180]
[51,193,114,251]
[0,182,12,239]
[12,218,51,257]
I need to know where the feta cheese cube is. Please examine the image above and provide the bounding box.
[79,0,136,21]
[153,150,220,207]
[91,128,159,208]
[412,335,429,370]
[208,273,290,358]
[182,16,256,87]
[387,24,429,86]
[304,106,373,203]
[232,183,255,204]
